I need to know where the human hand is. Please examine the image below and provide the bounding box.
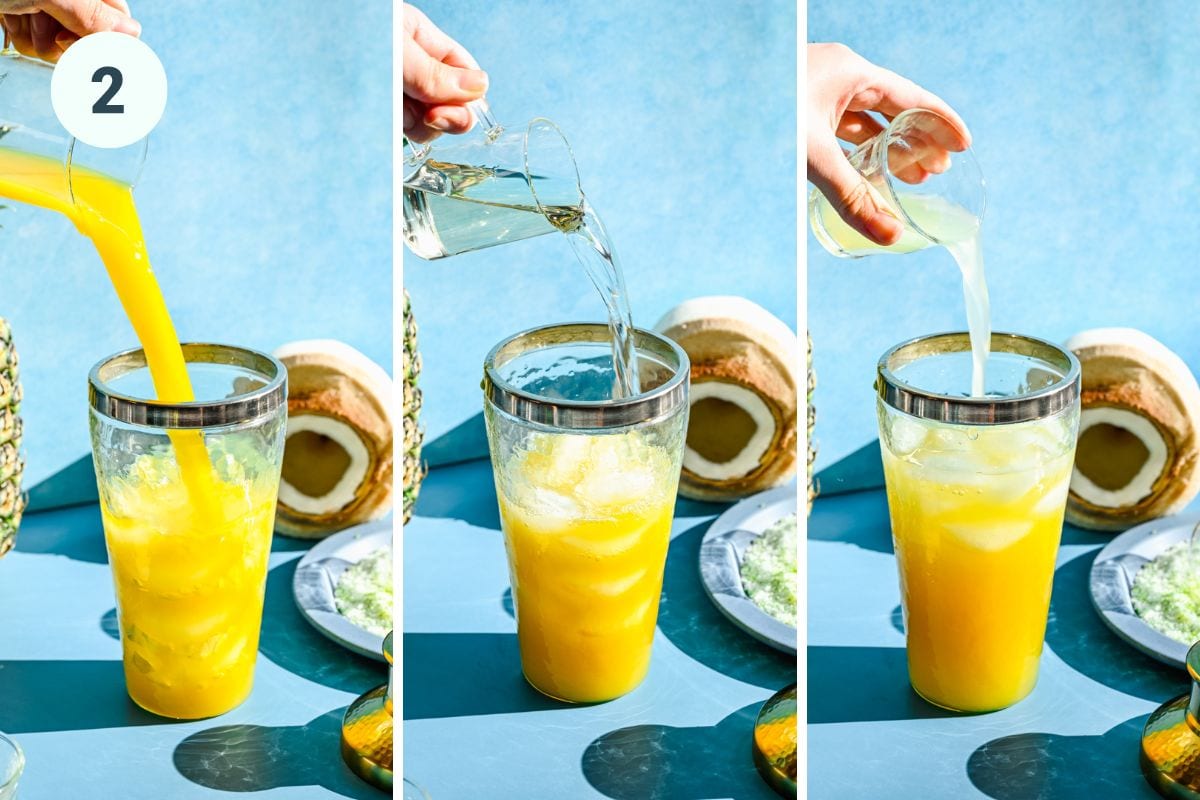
[403,3,488,144]
[0,0,139,63]
[808,43,970,245]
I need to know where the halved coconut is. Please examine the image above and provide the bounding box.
[273,340,394,538]
[654,296,799,502]
[1064,328,1200,531]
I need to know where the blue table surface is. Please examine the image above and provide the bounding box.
[403,457,797,800]
[0,502,390,800]
[808,483,1188,800]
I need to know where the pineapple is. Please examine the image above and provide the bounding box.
[806,333,817,516]
[402,291,426,523]
[0,317,23,556]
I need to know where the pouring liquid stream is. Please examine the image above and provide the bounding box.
[405,160,641,397]
[815,192,990,396]
[0,148,217,504]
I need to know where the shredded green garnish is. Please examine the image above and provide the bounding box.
[334,547,393,637]
[741,514,797,628]
[1132,541,1200,644]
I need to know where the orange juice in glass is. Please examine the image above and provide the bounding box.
[877,332,1079,712]
[89,345,287,719]
[484,324,688,703]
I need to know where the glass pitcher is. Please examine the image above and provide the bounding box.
[0,49,146,199]
[402,103,582,260]
[808,108,985,258]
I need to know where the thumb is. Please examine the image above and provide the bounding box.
[403,40,487,105]
[807,133,903,246]
[42,0,140,37]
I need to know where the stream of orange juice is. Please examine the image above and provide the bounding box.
[496,432,678,703]
[0,148,274,718]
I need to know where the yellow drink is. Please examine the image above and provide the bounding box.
[101,447,277,718]
[0,148,274,718]
[496,432,678,703]
[880,407,1076,711]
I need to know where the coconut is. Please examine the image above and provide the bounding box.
[273,340,394,538]
[1064,328,1200,531]
[654,296,799,502]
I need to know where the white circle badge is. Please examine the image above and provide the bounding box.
[50,32,168,149]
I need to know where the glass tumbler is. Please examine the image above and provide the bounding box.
[483,323,689,703]
[809,108,985,258]
[877,332,1080,712]
[89,343,287,719]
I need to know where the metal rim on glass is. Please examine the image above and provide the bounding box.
[877,331,1080,425]
[483,323,689,430]
[89,343,287,429]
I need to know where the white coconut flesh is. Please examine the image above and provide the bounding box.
[1070,407,1167,508]
[278,414,372,515]
[684,381,775,480]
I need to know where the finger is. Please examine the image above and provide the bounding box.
[850,67,970,150]
[808,132,904,246]
[2,15,34,59]
[104,0,131,14]
[835,110,884,147]
[29,11,60,61]
[39,0,140,37]
[404,97,442,144]
[404,41,488,105]
[424,104,474,135]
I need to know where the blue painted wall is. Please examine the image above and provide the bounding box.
[3,0,392,486]
[809,1,1200,469]
[404,0,798,440]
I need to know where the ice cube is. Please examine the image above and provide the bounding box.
[887,415,929,457]
[518,486,584,532]
[1033,474,1071,516]
[943,518,1035,551]
[575,466,656,511]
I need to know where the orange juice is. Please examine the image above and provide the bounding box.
[880,409,1076,711]
[0,148,271,718]
[100,446,277,718]
[496,432,678,703]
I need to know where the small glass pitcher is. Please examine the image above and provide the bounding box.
[808,108,985,258]
[402,101,582,259]
[0,49,146,198]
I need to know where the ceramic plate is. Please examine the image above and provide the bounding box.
[1089,514,1200,670]
[699,485,798,655]
[293,520,392,662]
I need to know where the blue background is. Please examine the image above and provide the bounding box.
[404,0,798,441]
[3,0,392,487]
[809,0,1200,469]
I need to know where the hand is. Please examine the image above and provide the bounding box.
[403,3,488,144]
[1,0,139,63]
[808,43,970,246]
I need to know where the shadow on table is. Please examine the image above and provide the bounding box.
[967,714,1156,800]
[808,645,957,724]
[403,632,566,720]
[411,459,501,531]
[1046,550,1186,703]
[258,559,386,693]
[657,520,795,691]
[173,707,381,799]
[14,503,108,564]
[807,490,893,554]
[0,659,161,733]
[581,702,776,800]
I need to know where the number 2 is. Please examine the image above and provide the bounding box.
[92,67,124,114]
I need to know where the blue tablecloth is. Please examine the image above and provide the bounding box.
[0,501,389,799]
[808,476,1187,799]
[403,456,796,799]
